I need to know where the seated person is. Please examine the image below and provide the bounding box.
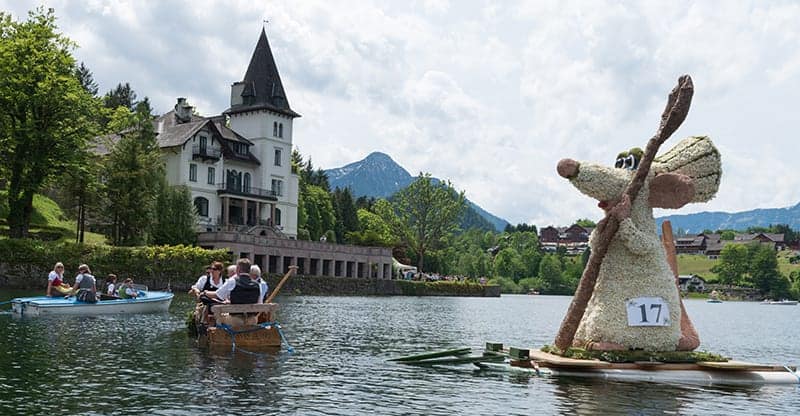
[117,278,139,299]
[99,274,121,300]
[72,264,97,303]
[190,262,225,298]
[250,264,268,304]
[47,262,72,297]
[203,258,264,327]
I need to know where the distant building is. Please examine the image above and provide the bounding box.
[678,274,706,292]
[539,224,592,254]
[672,232,785,259]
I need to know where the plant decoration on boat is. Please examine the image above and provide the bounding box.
[553,75,724,353]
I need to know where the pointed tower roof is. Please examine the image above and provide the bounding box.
[226,28,300,118]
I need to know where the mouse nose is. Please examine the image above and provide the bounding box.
[557,158,580,179]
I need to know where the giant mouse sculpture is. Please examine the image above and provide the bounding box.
[556,136,721,351]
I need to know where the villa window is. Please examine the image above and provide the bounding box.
[273,122,278,137]
[274,208,282,225]
[189,164,197,182]
[243,173,251,193]
[207,167,215,185]
[199,136,207,154]
[271,179,283,197]
[278,123,283,138]
[194,197,209,217]
[274,148,282,166]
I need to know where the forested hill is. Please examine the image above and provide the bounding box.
[656,202,800,233]
[325,152,510,232]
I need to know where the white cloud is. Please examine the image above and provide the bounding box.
[2,0,799,227]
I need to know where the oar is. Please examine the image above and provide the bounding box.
[662,220,700,350]
[265,265,298,304]
[553,75,694,352]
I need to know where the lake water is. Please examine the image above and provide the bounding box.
[1,292,799,415]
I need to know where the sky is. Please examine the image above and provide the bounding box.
[3,1,800,227]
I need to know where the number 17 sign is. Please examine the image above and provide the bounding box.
[625,297,670,327]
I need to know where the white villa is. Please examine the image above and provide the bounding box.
[156,29,299,237]
[150,29,392,278]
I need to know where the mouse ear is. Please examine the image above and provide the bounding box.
[649,172,695,209]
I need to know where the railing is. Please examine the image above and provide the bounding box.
[216,182,278,199]
[192,145,221,159]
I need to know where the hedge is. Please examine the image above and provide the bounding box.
[0,239,232,287]
[396,280,487,296]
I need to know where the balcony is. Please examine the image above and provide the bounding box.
[216,182,278,201]
[192,145,221,161]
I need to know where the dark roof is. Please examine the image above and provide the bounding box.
[92,133,122,156]
[153,111,213,148]
[209,116,253,145]
[226,28,300,118]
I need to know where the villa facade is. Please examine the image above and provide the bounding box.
[154,29,392,276]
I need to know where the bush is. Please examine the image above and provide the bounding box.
[0,239,231,286]
[396,280,487,296]
[488,276,523,294]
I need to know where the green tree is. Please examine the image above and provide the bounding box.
[493,247,525,281]
[0,8,100,238]
[711,243,749,286]
[575,218,596,228]
[103,82,137,111]
[538,254,563,293]
[150,181,197,246]
[381,173,466,272]
[720,230,735,240]
[300,185,335,241]
[749,244,785,297]
[346,207,396,246]
[74,61,98,96]
[104,103,162,245]
[333,187,359,243]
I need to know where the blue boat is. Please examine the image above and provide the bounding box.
[10,289,174,316]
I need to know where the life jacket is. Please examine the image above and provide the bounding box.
[117,285,131,299]
[77,273,95,290]
[228,275,260,304]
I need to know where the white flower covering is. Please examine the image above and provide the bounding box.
[566,136,721,351]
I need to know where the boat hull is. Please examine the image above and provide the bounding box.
[476,362,800,386]
[10,292,174,316]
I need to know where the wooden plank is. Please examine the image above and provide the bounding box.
[696,361,792,371]
[211,303,279,314]
[529,349,612,368]
[399,354,506,366]
[389,347,472,362]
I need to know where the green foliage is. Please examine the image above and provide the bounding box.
[0,7,101,237]
[396,280,487,296]
[296,228,311,241]
[575,218,596,228]
[711,244,749,285]
[541,345,728,363]
[711,242,790,298]
[493,247,525,282]
[720,230,735,240]
[0,238,230,284]
[150,183,197,246]
[299,185,335,241]
[103,82,137,112]
[104,104,162,245]
[346,207,397,246]
[381,173,466,272]
[487,276,521,294]
[332,187,359,243]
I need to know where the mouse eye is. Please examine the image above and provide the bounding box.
[625,154,636,170]
[615,158,624,168]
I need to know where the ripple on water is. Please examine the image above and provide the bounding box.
[0,293,798,415]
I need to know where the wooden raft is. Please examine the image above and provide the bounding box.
[205,303,282,348]
[527,349,795,372]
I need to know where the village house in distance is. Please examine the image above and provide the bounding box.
[149,29,393,278]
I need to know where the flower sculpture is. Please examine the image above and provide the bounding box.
[556,135,721,351]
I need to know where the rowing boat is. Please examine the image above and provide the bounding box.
[10,289,173,316]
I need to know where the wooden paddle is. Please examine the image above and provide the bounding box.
[264,265,298,304]
[553,75,694,352]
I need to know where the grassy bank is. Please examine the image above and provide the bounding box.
[0,191,106,243]
[676,252,800,283]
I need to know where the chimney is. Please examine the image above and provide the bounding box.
[174,97,193,123]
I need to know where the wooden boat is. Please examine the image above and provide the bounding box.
[10,289,173,316]
[196,303,285,349]
[706,299,723,303]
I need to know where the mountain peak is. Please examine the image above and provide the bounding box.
[324,151,511,231]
